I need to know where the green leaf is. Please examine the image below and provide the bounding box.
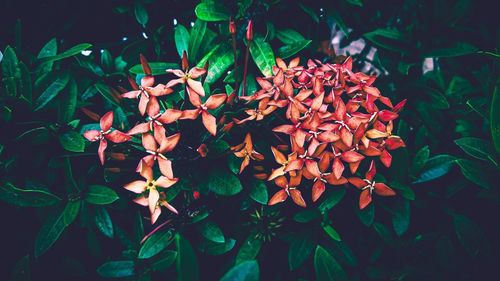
[134,2,149,27]
[390,181,415,201]
[249,36,276,77]
[37,38,58,60]
[195,2,230,21]
[60,77,77,123]
[0,182,61,207]
[318,189,346,213]
[363,28,407,53]
[314,246,348,281]
[323,225,341,241]
[228,154,242,174]
[150,251,177,271]
[97,261,135,278]
[129,62,178,76]
[453,213,489,257]
[298,3,319,23]
[276,29,306,44]
[373,222,394,246]
[201,221,225,243]
[34,73,70,111]
[175,24,190,58]
[236,235,262,264]
[346,0,363,7]
[411,146,430,175]
[176,234,199,281]
[330,10,350,37]
[293,209,321,223]
[35,200,81,257]
[289,231,316,270]
[249,180,268,205]
[95,83,120,107]
[490,85,500,152]
[277,40,312,59]
[188,19,207,63]
[59,131,85,153]
[95,206,114,238]
[392,199,410,236]
[454,137,497,165]
[201,238,236,256]
[220,260,259,281]
[413,154,456,183]
[208,169,243,196]
[455,159,494,189]
[355,202,374,226]
[101,49,113,71]
[466,97,488,119]
[86,185,119,205]
[18,62,33,104]
[38,43,92,63]
[423,42,479,58]
[10,254,30,281]
[139,230,174,259]
[1,46,19,78]
[205,45,235,84]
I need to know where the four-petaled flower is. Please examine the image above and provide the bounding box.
[139,133,180,178]
[180,93,227,136]
[231,133,264,173]
[83,111,130,165]
[268,171,306,207]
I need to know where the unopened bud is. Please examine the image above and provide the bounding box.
[229,17,236,34]
[246,20,253,41]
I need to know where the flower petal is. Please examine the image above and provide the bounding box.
[201,111,217,136]
[374,183,396,196]
[268,190,288,205]
[359,189,372,209]
[312,180,325,202]
[205,94,227,110]
[124,180,147,194]
[290,189,306,207]
[155,176,178,188]
[83,130,100,142]
[106,130,131,143]
[98,139,107,165]
[100,111,114,132]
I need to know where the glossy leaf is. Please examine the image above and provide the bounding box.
[277,40,312,59]
[139,230,174,259]
[314,246,348,281]
[94,206,114,238]
[413,154,456,183]
[175,24,190,58]
[356,201,375,226]
[34,73,70,111]
[455,159,494,189]
[236,235,262,264]
[195,2,230,21]
[363,28,407,53]
[201,238,236,256]
[60,77,77,123]
[188,19,207,63]
[455,137,497,165]
[201,221,225,243]
[249,36,275,77]
[134,2,149,27]
[0,182,61,207]
[208,169,243,196]
[38,43,92,63]
[1,46,19,78]
[220,260,259,281]
[97,261,135,278]
[205,45,235,84]
[150,251,177,271]
[318,189,346,213]
[249,180,268,205]
[323,225,341,241]
[423,42,479,58]
[411,146,430,175]
[59,131,85,153]
[129,62,178,76]
[276,29,306,45]
[85,185,119,205]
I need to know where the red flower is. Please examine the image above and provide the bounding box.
[180,93,227,135]
[83,111,130,164]
[268,171,306,207]
[138,133,180,178]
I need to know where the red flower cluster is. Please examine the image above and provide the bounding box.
[236,57,406,209]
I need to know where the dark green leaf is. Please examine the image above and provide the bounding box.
[363,28,407,53]
[276,29,306,44]
[0,182,61,207]
[455,159,494,189]
[101,49,113,71]
[298,3,319,23]
[18,62,33,104]
[249,35,275,77]
[318,189,346,213]
[176,234,199,281]
[392,199,410,236]
[139,230,174,259]
[346,0,363,7]
[314,246,348,281]
[60,78,77,123]
[330,11,349,37]
[95,206,114,238]
[205,45,235,84]
[10,254,30,281]
[323,224,341,241]
[208,169,243,196]
[59,131,85,152]
[97,261,135,278]
[220,260,259,281]
[490,85,500,152]
[390,181,415,201]
[201,238,236,255]
[175,24,190,58]
[453,213,489,257]
[249,180,268,205]
[355,201,375,226]
[413,154,456,183]
[236,235,262,264]
[34,73,70,111]
[411,146,430,175]
[95,83,120,107]
[188,19,207,63]
[293,209,321,223]
[201,221,225,243]
[373,222,394,246]
[423,42,479,58]
[1,46,19,77]
[38,43,92,63]
[151,251,177,271]
[277,40,312,59]
[195,2,230,21]
[134,2,149,27]
[289,231,316,270]
[455,137,497,165]
[86,185,119,205]
[129,62,178,76]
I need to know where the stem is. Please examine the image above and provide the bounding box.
[242,40,251,97]
[231,33,238,91]
[140,219,172,244]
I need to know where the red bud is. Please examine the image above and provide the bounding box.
[229,17,236,34]
[181,51,189,71]
[246,20,253,41]
[193,191,200,200]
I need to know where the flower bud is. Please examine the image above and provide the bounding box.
[193,191,200,200]
[246,20,253,41]
[197,144,208,158]
[229,17,236,34]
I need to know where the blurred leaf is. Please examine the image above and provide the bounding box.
[413,154,456,183]
[289,231,316,270]
[195,2,230,21]
[208,169,243,196]
[60,77,77,123]
[455,137,497,165]
[363,28,407,53]
[314,246,348,281]
[455,159,494,189]
[94,206,114,238]
[323,224,341,241]
[236,235,262,264]
[59,131,85,152]
[97,261,135,278]
[134,2,149,27]
[201,221,225,243]
[188,19,207,63]
[330,241,357,267]
[329,10,349,37]
[228,154,242,174]
[85,185,119,205]
[36,38,57,74]
[129,62,178,75]
[491,85,500,152]
[466,97,488,119]
[249,35,276,76]
[220,260,259,281]
[392,199,410,236]
[150,251,177,271]
[95,83,120,107]
[390,181,415,201]
[277,40,312,59]
[276,29,306,44]
[0,182,61,207]
[18,62,32,104]
[175,24,190,58]
[176,234,199,281]
[34,73,70,111]
[249,180,268,205]
[201,238,235,255]
[299,3,319,23]
[411,146,430,175]
[346,0,363,7]
[101,49,113,71]
[373,222,394,246]
[35,200,81,257]
[139,230,174,259]
[294,209,321,223]
[10,254,30,281]
[453,213,489,257]
[355,202,374,226]
[423,42,478,58]
[318,189,346,213]
[1,46,19,78]
[38,43,92,63]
